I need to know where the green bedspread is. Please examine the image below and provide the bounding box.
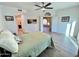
[12,32,54,57]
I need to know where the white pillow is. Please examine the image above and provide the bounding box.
[0,30,18,53]
[1,30,14,38]
[2,30,22,43]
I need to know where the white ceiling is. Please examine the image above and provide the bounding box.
[0,2,79,11]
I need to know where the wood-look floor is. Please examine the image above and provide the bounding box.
[38,32,78,57]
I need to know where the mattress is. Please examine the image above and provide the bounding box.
[12,32,54,57]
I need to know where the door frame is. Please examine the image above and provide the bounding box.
[39,16,52,32]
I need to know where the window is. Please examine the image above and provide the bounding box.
[70,21,76,37]
[66,23,71,36]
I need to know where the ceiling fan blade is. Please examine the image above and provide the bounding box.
[42,2,44,4]
[41,2,44,7]
[35,5,42,8]
[44,3,51,8]
[45,7,53,9]
[35,7,42,10]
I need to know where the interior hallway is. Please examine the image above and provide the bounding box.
[39,32,78,57]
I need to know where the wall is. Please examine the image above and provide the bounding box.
[0,5,42,33]
[0,6,5,30]
[0,5,29,33]
[0,5,18,33]
[25,9,55,32]
[0,3,56,33]
[0,4,79,35]
[24,16,40,32]
[0,5,43,33]
[52,6,79,36]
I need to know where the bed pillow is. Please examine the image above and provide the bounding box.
[0,30,18,53]
[2,30,22,43]
[1,30,15,38]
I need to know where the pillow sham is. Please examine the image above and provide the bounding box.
[0,30,18,53]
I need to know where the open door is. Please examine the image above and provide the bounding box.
[43,16,52,33]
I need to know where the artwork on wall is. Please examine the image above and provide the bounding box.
[61,16,70,22]
[5,16,14,21]
[27,19,37,24]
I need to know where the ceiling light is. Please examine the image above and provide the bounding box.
[41,8,45,10]
[41,8,45,12]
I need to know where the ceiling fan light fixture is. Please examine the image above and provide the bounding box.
[41,8,45,11]
[34,2,53,11]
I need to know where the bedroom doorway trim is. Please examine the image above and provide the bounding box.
[40,16,52,33]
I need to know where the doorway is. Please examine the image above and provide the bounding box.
[15,15,25,35]
[43,16,52,33]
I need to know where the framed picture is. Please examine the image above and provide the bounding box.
[27,19,37,24]
[5,16,14,21]
[61,16,70,22]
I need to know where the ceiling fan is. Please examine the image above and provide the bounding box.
[34,2,53,11]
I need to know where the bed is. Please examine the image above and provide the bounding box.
[12,32,54,57]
